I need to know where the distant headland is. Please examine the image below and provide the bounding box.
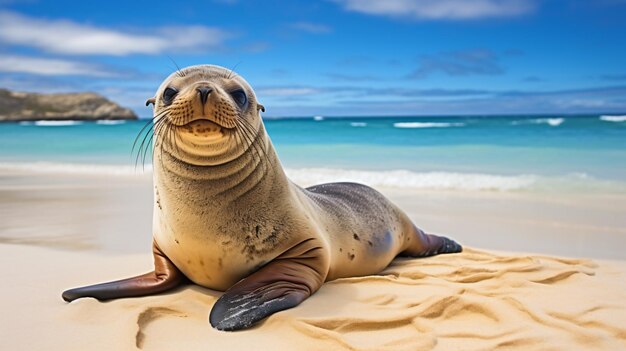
[0,88,137,121]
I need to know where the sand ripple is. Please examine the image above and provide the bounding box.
[58,248,626,351]
[288,248,624,351]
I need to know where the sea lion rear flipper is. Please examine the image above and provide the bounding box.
[210,239,328,331]
[62,241,184,302]
[401,225,463,257]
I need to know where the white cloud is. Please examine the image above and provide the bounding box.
[257,87,321,96]
[290,22,332,34]
[0,55,114,76]
[0,11,231,55]
[334,0,534,20]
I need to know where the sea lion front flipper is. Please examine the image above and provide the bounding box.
[62,241,184,302]
[210,239,328,331]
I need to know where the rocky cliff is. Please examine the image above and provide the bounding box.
[0,89,137,121]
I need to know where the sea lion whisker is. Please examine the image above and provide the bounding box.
[141,121,166,169]
[134,124,156,170]
[155,119,173,163]
[153,108,170,120]
[167,123,178,159]
[167,55,185,77]
[243,127,268,171]
[232,126,264,172]
[132,119,156,158]
[135,111,167,167]
[238,117,273,168]
[152,121,164,162]
[236,122,261,163]
[226,62,241,80]
[232,119,252,149]
[144,117,169,168]
[234,126,252,156]
[136,115,169,170]
[131,108,170,159]
[235,119,261,157]
[170,123,182,156]
[157,121,167,157]
[160,121,180,161]
[232,123,256,163]
[142,133,155,169]
[235,120,264,167]
[161,120,178,164]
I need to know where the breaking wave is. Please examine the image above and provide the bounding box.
[512,118,564,126]
[393,122,465,129]
[1,163,622,193]
[286,168,536,191]
[96,120,127,125]
[20,120,83,127]
[600,115,626,122]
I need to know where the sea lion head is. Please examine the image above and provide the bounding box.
[147,64,266,166]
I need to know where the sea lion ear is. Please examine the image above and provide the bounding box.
[145,97,156,107]
[257,104,265,113]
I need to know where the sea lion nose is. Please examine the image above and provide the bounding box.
[196,86,212,105]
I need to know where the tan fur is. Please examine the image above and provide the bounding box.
[150,65,425,291]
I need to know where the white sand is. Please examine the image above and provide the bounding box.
[1,171,626,350]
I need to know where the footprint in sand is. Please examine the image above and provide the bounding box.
[135,307,187,349]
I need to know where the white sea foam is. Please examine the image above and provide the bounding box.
[23,120,84,127]
[350,122,367,127]
[96,120,127,125]
[0,162,532,191]
[285,168,537,191]
[512,118,564,126]
[542,118,564,126]
[600,115,626,122]
[2,162,620,193]
[313,116,324,121]
[393,122,465,129]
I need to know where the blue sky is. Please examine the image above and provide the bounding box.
[1,0,626,117]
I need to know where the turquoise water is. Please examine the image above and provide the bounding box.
[1,115,625,192]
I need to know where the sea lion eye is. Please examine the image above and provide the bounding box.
[230,89,247,107]
[162,87,178,104]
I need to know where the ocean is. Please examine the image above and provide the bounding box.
[1,115,625,193]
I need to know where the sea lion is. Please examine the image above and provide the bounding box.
[62,64,462,331]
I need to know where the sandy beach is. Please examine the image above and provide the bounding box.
[2,0,626,349]
[1,169,626,350]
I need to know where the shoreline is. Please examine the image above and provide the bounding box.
[1,168,625,259]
